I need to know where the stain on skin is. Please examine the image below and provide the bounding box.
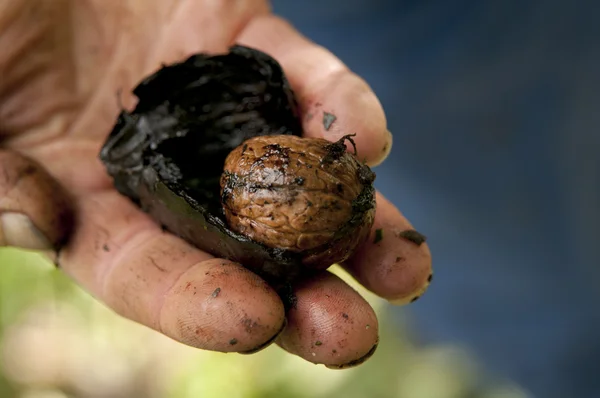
[149,257,168,273]
[337,339,349,349]
[373,228,383,244]
[93,227,110,252]
[242,317,260,334]
[396,229,427,246]
[326,342,379,370]
[323,112,337,131]
[21,165,36,178]
[283,288,298,311]
[240,318,287,355]
[53,249,63,268]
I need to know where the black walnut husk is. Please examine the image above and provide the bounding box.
[99,45,376,287]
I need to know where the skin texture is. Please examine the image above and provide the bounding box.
[0,0,432,367]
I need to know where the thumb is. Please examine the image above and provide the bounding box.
[0,149,73,253]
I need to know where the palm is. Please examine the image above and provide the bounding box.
[0,0,432,368]
[2,1,269,191]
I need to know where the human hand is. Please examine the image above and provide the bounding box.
[0,0,432,368]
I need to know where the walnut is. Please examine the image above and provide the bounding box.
[220,134,376,270]
[101,45,378,284]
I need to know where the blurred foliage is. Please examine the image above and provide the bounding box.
[0,248,530,398]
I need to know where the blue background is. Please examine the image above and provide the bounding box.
[273,1,600,397]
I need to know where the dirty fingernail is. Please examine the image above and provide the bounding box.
[370,130,393,167]
[389,272,433,306]
[240,317,288,355]
[325,342,379,370]
[0,212,53,251]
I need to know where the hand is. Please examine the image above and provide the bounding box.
[0,0,432,368]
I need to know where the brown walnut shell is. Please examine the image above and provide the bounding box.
[220,134,376,270]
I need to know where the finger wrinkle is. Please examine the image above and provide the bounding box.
[96,222,155,282]
[158,259,285,352]
[282,47,349,100]
[98,227,164,295]
[237,15,349,99]
[100,229,208,330]
[0,151,74,247]
[0,160,36,204]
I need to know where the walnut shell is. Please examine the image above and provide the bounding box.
[220,134,376,270]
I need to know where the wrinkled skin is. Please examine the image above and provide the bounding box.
[0,0,432,368]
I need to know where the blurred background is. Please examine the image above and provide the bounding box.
[0,250,526,398]
[1,0,599,397]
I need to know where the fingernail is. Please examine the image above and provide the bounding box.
[388,272,433,306]
[325,341,379,370]
[0,212,53,251]
[240,317,288,355]
[370,130,393,167]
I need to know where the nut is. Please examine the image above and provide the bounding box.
[220,134,376,270]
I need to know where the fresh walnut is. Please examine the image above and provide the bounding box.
[220,134,376,270]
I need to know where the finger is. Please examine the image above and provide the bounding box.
[58,190,286,353]
[276,271,379,369]
[236,15,392,167]
[0,149,73,251]
[344,191,433,305]
[146,0,272,64]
